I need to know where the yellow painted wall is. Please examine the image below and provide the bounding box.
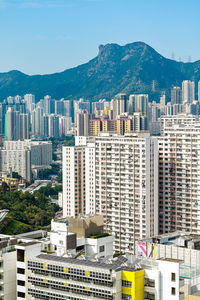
[117,120,124,135]
[102,120,108,132]
[122,270,144,300]
[94,121,101,136]
[124,120,131,133]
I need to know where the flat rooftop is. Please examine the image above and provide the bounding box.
[35,254,130,271]
[17,241,39,247]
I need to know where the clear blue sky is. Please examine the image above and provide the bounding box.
[0,0,199,74]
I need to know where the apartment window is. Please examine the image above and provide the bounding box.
[99,245,105,252]
[122,280,132,287]
[171,287,176,295]
[17,268,25,274]
[17,249,25,262]
[17,292,25,298]
[17,280,25,286]
[171,272,176,281]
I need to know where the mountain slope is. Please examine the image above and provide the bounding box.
[0,41,200,101]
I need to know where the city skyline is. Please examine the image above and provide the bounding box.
[0,0,200,74]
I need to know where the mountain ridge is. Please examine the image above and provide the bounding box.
[0,41,200,101]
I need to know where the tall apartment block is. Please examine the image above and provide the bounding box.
[63,133,158,253]
[74,99,90,126]
[113,93,127,119]
[93,133,158,253]
[76,111,90,136]
[159,115,200,234]
[182,80,195,104]
[24,94,35,113]
[171,86,182,105]
[129,94,148,116]
[59,116,72,136]
[63,146,86,217]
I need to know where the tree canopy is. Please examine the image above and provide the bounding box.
[0,183,60,235]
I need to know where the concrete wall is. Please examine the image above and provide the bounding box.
[3,250,17,300]
[67,215,104,238]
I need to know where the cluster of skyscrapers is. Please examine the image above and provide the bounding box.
[61,79,200,256]
[0,94,72,140]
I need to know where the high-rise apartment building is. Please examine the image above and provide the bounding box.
[59,116,72,136]
[39,114,49,137]
[43,95,55,114]
[63,133,158,253]
[55,100,64,115]
[24,94,35,113]
[159,92,166,117]
[92,100,105,113]
[129,94,148,116]
[63,100,72,118]
[5,107,20,140]
[171,86,182,105]
[148,101,160,122]
[159,115,200,234]
[0,102,7,135]
[113,93,127,119]
[5,108,29,140]
[74,99,90,126]
[19,113,29,140]
[76,111,90,136]
[182,80,195,104]
[48,114,59,138]
[62,146,86,217]
[93,133,158,253]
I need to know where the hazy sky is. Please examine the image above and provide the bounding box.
[0,0,200,74]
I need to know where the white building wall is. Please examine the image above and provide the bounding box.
[84,235,114,259]
[16,243,41,300]
[159,260,180,300]
[145,269,161,300]
[85,144,96,214]
[2,250,17,300]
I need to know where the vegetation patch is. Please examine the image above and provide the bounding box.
[89,233,110,239]
[0,182,60,235]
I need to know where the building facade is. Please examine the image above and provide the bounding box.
[62,133,158,253]
[159,115,200,234]
[0,140,52,180]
